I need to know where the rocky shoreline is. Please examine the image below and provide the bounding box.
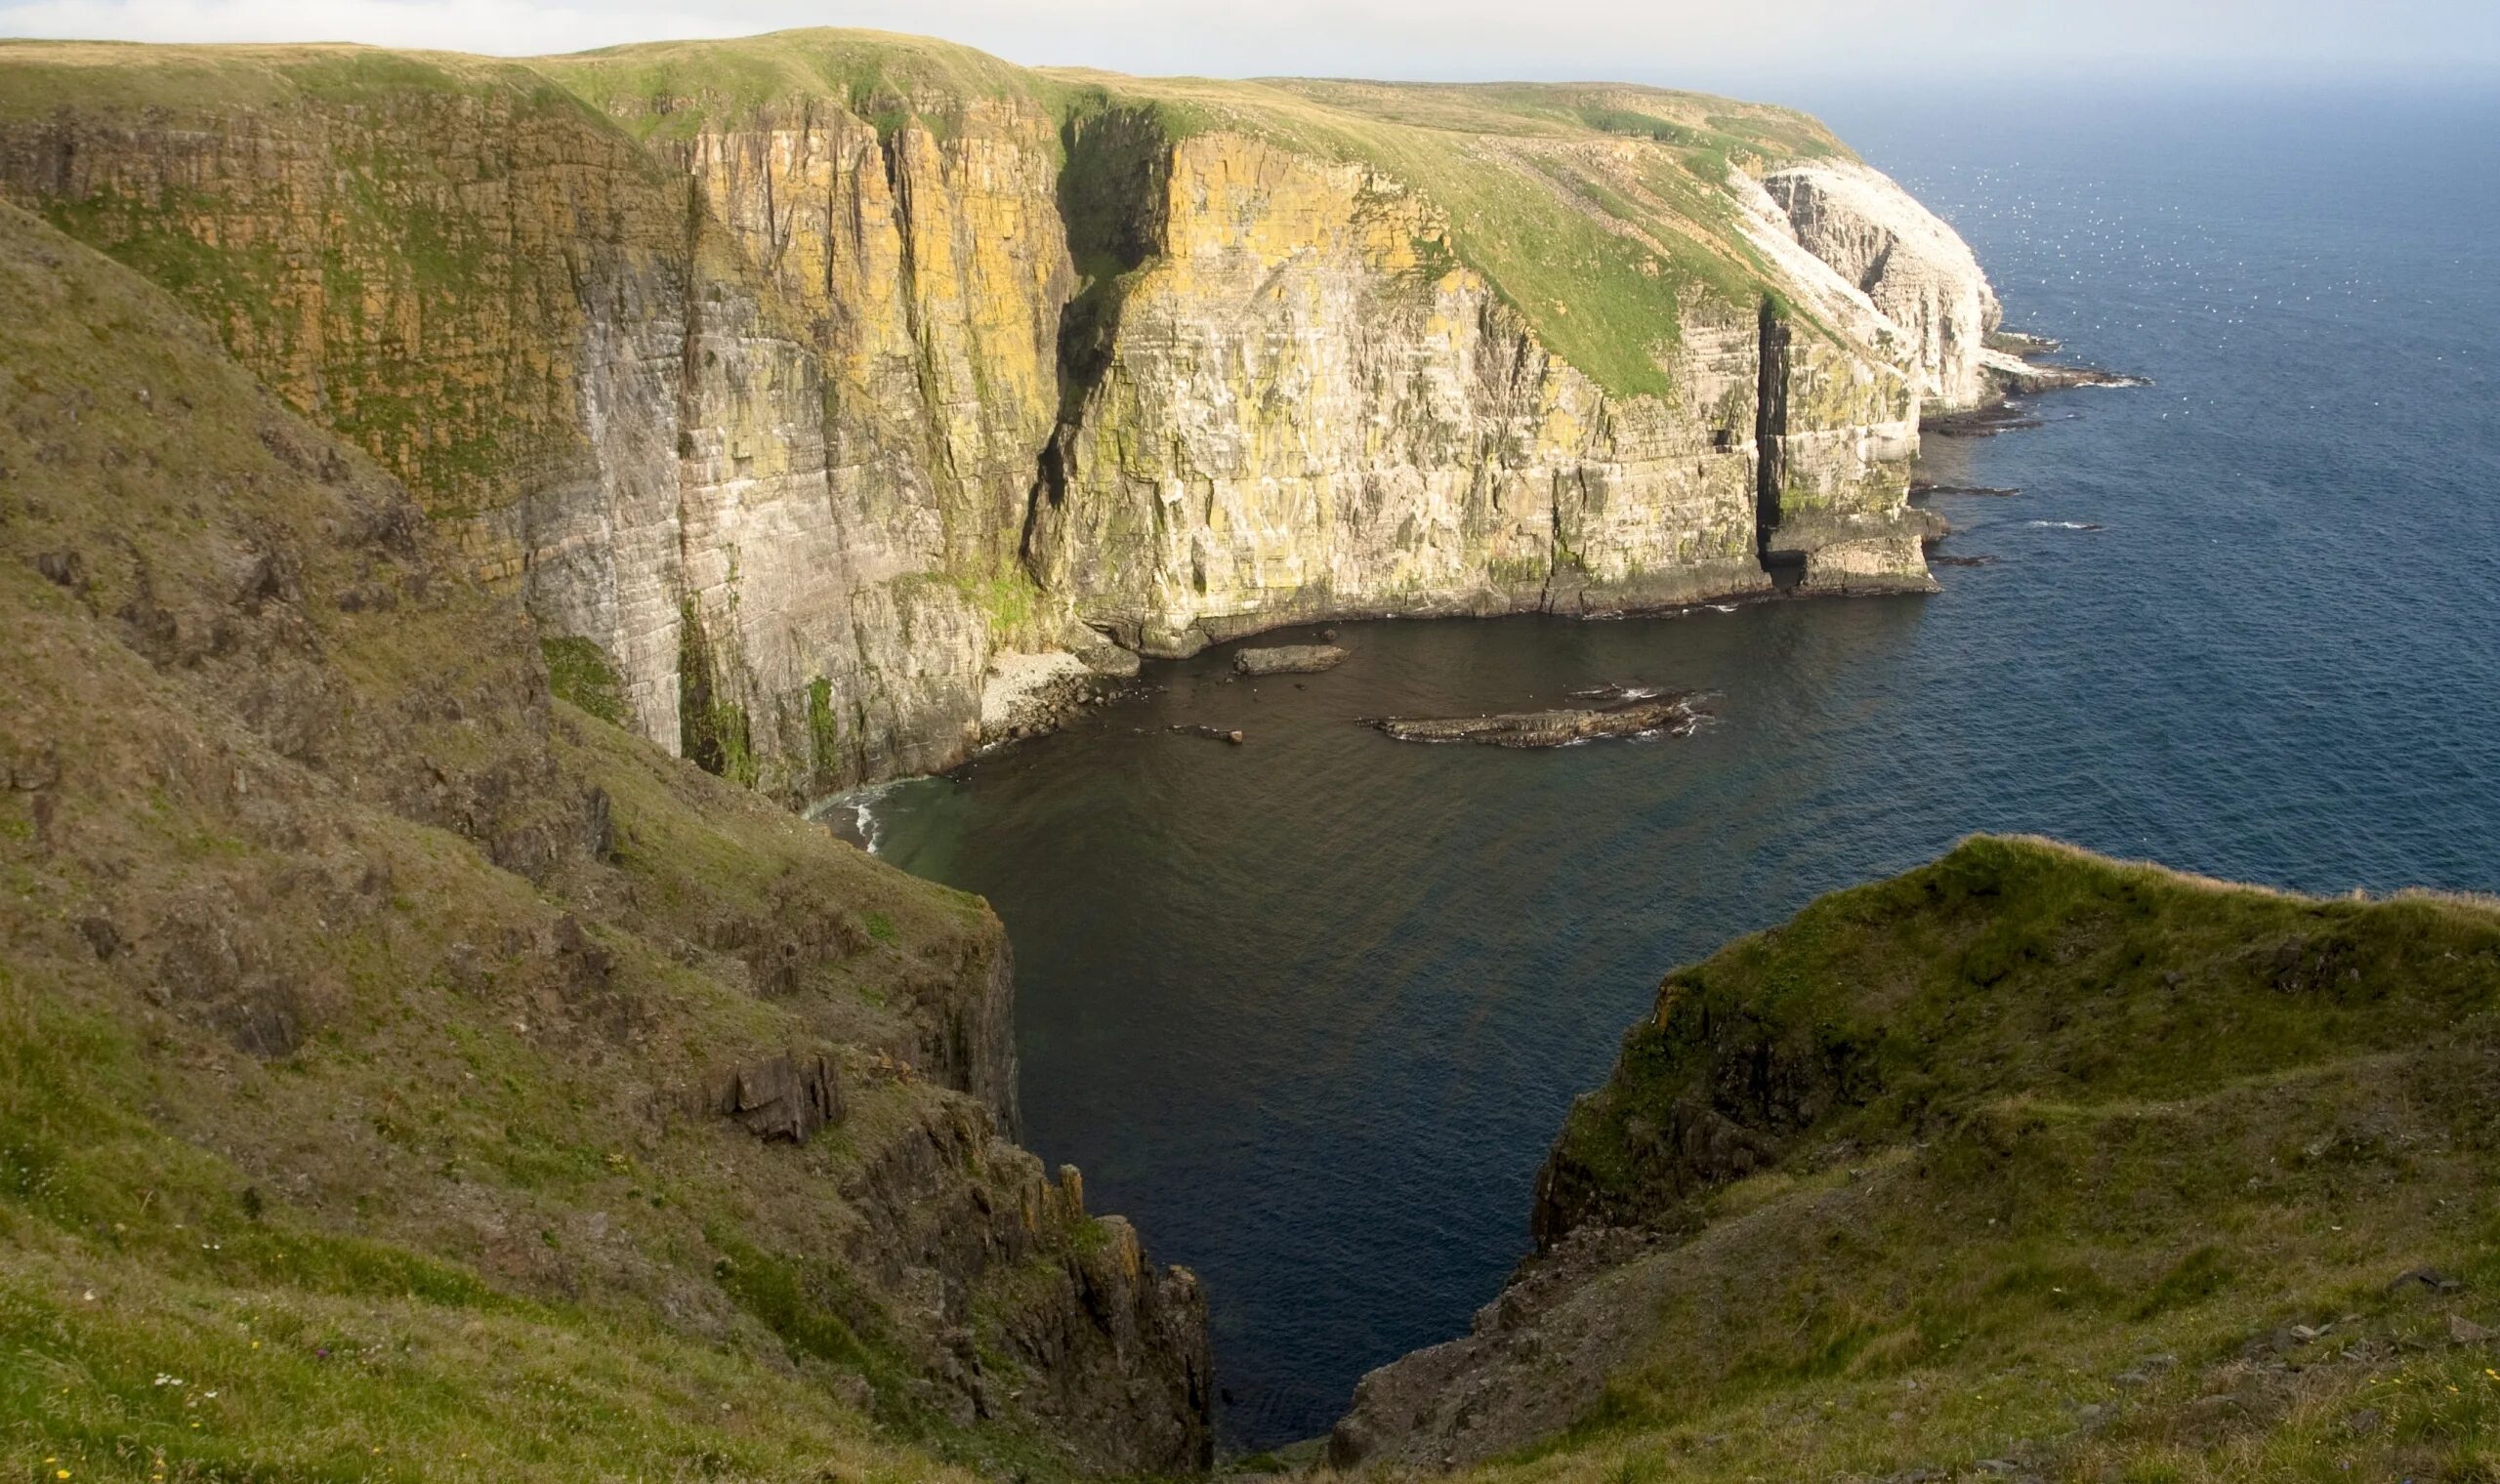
[1929,331,2148,438]
[954,331,2136,767]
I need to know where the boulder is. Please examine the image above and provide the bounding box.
[712,1051,844,1142]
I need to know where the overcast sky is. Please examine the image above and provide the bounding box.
[3,0,2495,94]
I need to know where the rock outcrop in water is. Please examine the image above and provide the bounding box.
[0,31,2010,798]
[1367,691,1702,747]
[1235,644,1350,676]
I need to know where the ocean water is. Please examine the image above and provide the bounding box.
[854,81,2500,1446]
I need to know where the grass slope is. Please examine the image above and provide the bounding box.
[0,199,1142,1482]
[1449,837,2500,1483]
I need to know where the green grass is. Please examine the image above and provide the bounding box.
[1416,837,2500,1484]
[531,28,1048,144]
[539,637,628,727]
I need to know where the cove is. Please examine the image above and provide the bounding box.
[849,78,2500,1447]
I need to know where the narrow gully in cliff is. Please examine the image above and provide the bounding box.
[1021,105,1176,579]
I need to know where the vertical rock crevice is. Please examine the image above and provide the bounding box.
[1754,297,1791,562]
[1025,104,1177,577]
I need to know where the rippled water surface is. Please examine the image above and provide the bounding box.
[854,82,2500,1445]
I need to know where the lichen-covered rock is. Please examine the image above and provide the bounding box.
[711,1051,846,1141]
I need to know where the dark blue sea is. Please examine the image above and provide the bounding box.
[853,80,2500,1447]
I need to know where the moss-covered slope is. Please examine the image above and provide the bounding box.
[0,200,1206,1481]
[1337,838,2500,1482]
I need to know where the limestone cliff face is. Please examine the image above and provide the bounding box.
[0,36,2011,792]
[1025,132,1956,639]
[667,99,1072,580]
[1027,134,1770,655]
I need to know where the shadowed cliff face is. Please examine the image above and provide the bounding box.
[0,33,2002,795]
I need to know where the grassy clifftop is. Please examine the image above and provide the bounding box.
[0,40,576,116]
[1344,837,2500,1481]
[532,28,1859,397]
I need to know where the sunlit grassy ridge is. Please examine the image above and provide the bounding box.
[0,40,587,117]
[1420,838,2500,1482]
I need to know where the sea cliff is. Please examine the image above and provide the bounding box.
[0,31,2008,799]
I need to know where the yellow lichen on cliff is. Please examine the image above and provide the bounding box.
[671,97,1072,581]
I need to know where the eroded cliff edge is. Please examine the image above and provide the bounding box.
[0,32,2011,799]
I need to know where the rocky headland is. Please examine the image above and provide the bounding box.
[1329,840,2500,1482]
[0,30,2051,805]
